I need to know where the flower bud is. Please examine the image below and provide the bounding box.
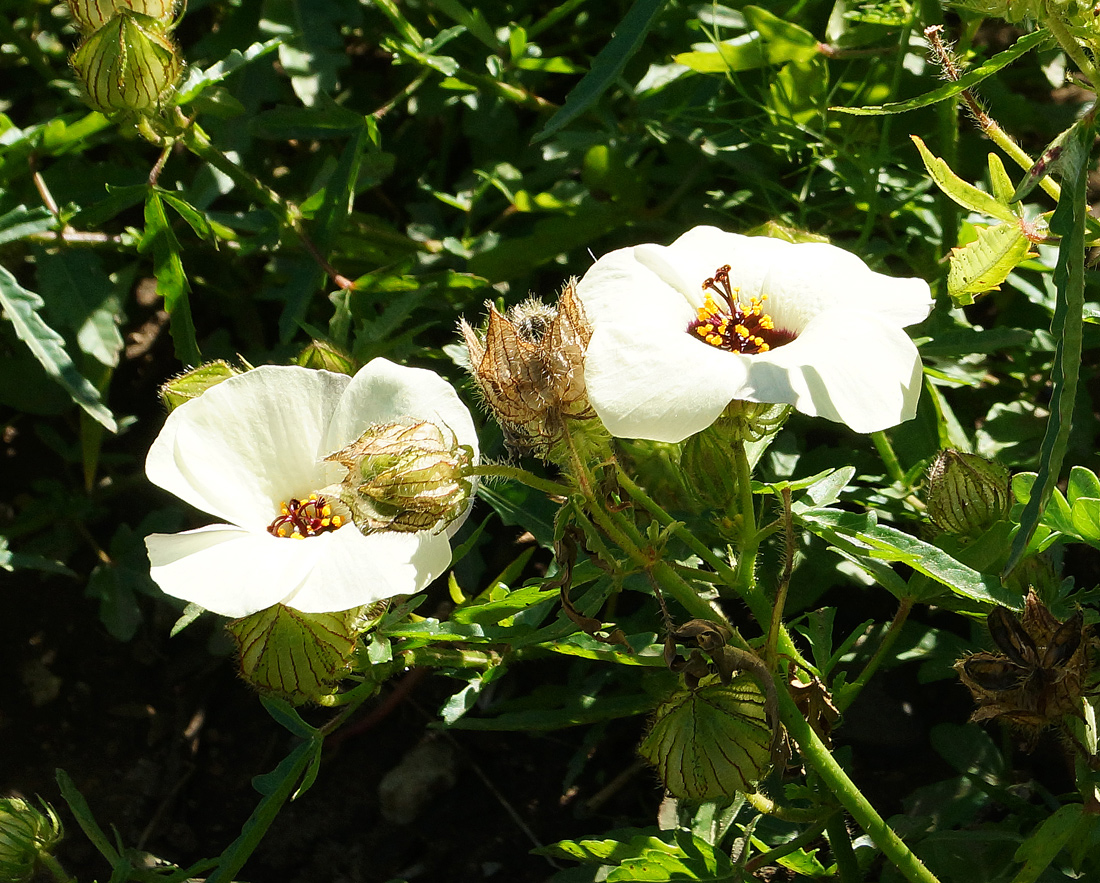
[459,280,592,459]
[927,450,1011,537]
[67,0,182,35]
[159,360,241,412]
[638,674,773,799]
[293,340,356,375]
[326,420,474,534]
[70,13,182,115]
[0,797,63,883]
[227,604,369,704]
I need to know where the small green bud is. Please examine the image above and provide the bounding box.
[293,340,356,375]
[927,450,1011,537]
[0,797,63,883]
[160,361,241,411]
[70,13,182,114]
[67,0,182,35]
[681,429,739,509]
[638,674,773,799]
[326,420,474,534]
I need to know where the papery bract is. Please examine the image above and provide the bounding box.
[574,226,933,442]
[144,359,478,618]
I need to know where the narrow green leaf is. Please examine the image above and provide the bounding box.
[0,264,117,431]
[832,29,1050,115]
[176,37,283,103]
[797,507,1018,607]
[1006,111,1094,574]
[206,738,321,883]
[534,0,665,142]
[139,190,201,366]
[431,0,499,49]
[0,205,54,245]
[36,249,124,369]
[912,136,1019,223]
[947,222,1032,302]
[1010,804,1082,883]
[56,768,120,865]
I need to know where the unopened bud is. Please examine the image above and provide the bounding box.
[227,604,369,705]
[638,674,773,799]
[927,450,1011,537]
[70,13,182,114]
[293,340,355,375]
[67,0,182,35]
[459,280,592,459]
[0,797,63,883]
[160,361,241,411]
[326,420,473,534]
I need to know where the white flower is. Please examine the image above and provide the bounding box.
[144,359,478,618]
[574,226,934,442]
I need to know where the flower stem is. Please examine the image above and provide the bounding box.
[871,430,906,484]
[836,596,913,713]
[38,853,75,883]
[467,463,572,497]
[776,684,942,883]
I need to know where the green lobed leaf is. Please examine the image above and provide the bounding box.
[0,264,117,431]
[35,249,124,369]
[176,37,283,103]
[832,29,1050,115]
[534,0,666,142]
[1010,804,1083,883]
[912,136,1018,223]
[947,223,1033,303]
[0,204,54,245]
[1005,111,1094,574]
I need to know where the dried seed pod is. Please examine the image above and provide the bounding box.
[955,590,1090,746]
[459,280,593,459]
[326,419,474,534]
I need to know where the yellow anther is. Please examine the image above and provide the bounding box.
[332,515,344,527]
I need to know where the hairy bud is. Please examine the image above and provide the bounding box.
[159,360,241,412]
[927,450,1011,537]
[293,340,356,375]
[326,420,474,534]
[70,13,182,114]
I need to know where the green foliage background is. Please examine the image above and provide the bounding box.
[5,0,1100,880]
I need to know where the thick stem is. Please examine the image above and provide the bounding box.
[871,430,906,484]
[825,812,862,883]
[778,685,941,883]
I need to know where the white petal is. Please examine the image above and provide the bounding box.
[574,246,696,326]
[761,241,933,333]
[584,320,752,443]
[281,526,452,612]
[145,525,319,617]
[146,366,351,529]
[655,226,792,307]
[756,310,924,432]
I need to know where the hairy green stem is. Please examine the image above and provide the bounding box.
[1044,13,1100,95]
[778,685,941,883]
[730,439,761,601]
[871,430,906,485]
[468,463,571,497]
